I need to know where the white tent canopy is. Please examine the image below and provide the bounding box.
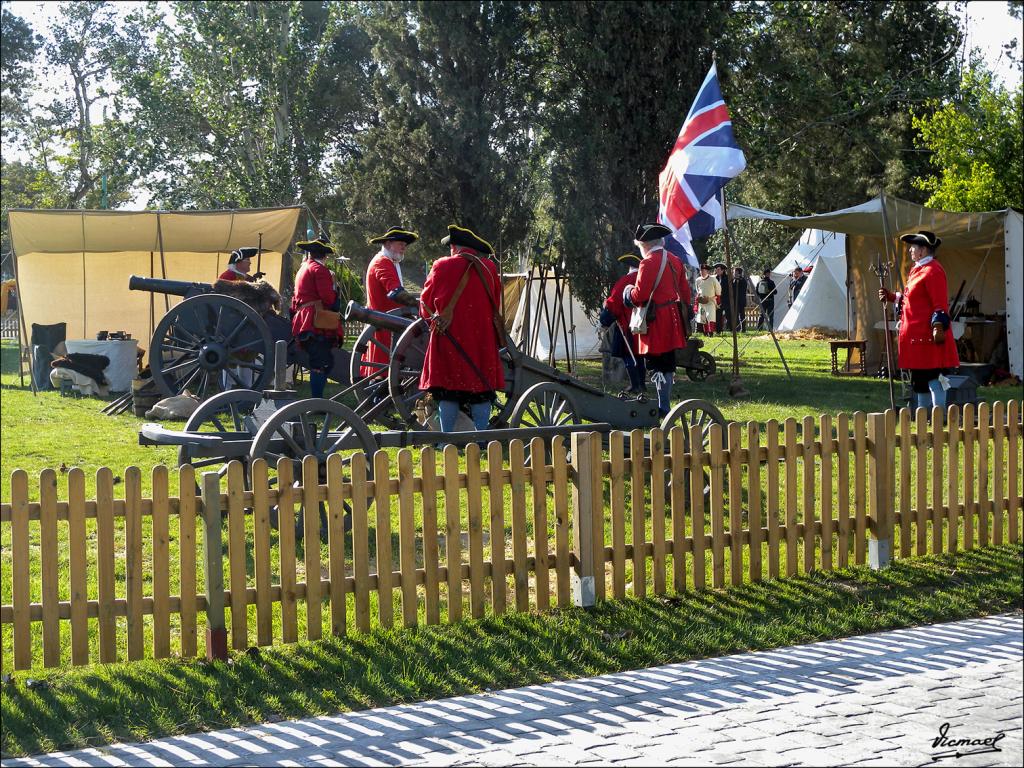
[771,229,848,332]
[509,268,602,362]
[9,207,303,347]
[728,196,1023,377]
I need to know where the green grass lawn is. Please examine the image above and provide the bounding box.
[1,544,1020,758]
[3,334,1019,500]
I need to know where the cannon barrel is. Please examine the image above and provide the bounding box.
[128,275,214,298]
[344,301,415,334]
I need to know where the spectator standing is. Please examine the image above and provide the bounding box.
[694,263,720,335]
[731,266,748,332]
[755,268,776,330]
[715,263,731,331]
[788,267,808,307]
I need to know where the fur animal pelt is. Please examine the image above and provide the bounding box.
[214,279,282,315]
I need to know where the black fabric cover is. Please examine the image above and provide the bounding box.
[30,322,67,349]
[51,353,110,386]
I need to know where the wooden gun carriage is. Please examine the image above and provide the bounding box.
[140,300,726,495]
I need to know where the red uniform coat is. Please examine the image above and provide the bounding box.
[626,249,690,356]
[896,258,959,370]
[362,253,406,377]
[604,271,641,354]
[290,258,342,340]
[218,268,252,282]
[419,255,504,393]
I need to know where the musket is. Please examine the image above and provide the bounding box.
[871,252,897,411]
[256,232,263,278]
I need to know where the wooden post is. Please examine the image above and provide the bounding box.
[868,412,893,569]
[274,339,288,389]
[201,472,228,661]
[570,431,598,607]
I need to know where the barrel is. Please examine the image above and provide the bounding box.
[343,301,415,334]
[128,275,213,298]
[132,377,162,417]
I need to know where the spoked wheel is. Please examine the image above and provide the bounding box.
[659,398,728,510]
[150,294,273,400]
[388,319,523,430]
[660,398,727,453]
[686,351,716,382]
[510,382,582,428]
[176,388,263,475]
[248,399,378,541]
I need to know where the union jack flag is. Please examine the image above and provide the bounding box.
[658,63,746,267]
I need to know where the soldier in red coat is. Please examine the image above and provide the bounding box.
[419,225,504,432]
[624,222,691,417]
[878,230,960,412]
[218,247,266,282]
[599,253,646,394]
[361,227,420,378]
[290,237,343,398]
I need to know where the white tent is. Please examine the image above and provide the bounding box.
[728,196,1023,378]
[509,268,602,362]
[770,229,848,332]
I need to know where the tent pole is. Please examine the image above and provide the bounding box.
[11,245,36,395]
[878,191,898,410]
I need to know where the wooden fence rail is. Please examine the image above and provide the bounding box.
[2,400,1020,671]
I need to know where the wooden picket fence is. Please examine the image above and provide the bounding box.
[1,400,1020,671]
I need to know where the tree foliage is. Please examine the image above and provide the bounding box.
[112,1,372,209]
[911,67,1022,212]
[533,1,728,310]
[330,1,541,271]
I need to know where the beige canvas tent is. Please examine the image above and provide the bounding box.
[8,207,303,349]
[728,195,1023,378]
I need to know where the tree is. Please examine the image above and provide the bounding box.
[709,1,964,269]
[533,1,729,310]
[112,1,373,209]
[1,1,39,143]
[332,1,542,271]
[911,66,1022,211]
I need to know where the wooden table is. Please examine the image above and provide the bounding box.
[828,339,867,376]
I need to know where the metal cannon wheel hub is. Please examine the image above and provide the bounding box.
[198,341,228,370]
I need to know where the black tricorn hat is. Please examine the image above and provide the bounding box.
[229,246,260,264]
[900,230,941,249]
[618,253,641,266]
[634,222,672,242]
[441,224,494,255]
[296,237,336,255]
[369,227,419,245]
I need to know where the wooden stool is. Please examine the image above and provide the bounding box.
[829,339,867,376]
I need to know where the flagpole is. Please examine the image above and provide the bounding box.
[720,187,744,390]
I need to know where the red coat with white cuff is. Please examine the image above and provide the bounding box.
[626,248,690,356]
[893,259,959,370]
[362,253,407,377]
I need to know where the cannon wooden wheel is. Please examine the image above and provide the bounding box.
[686,351,716,382]
[659,398,727,453]
[388,319,521,429]
[150,293,272,401]
[248,398,378,470]
[510,382,582,428]
[176,388,263,473]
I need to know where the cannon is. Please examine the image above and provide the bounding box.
[142,299,726,495]
[130,275,282,401]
